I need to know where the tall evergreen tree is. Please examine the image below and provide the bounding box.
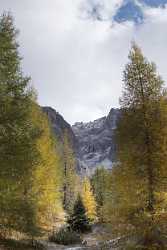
[114,43,167,248]
[0,12,40,236]
[62,131,78,214]
[31,104,65,232]
[91,167,108,222]
[82,177,97,222]
[67,195,91,233]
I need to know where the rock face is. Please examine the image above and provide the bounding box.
[72,109,120,175]
[42,106,77,150]
[42,106,120,175]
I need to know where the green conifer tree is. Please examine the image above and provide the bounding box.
[31,104,65,233]
[114,43,167,248]
[91,167,108,222]
[0,12,41,237]
[81,177,97,222]
[67,195,91,233]
[62,131,78,214]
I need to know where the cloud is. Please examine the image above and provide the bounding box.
[0,1,167,124]
[80,0,123,21]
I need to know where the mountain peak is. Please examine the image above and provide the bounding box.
[72,108,120,175]
[43,106,120,175]
[42,106,77,149]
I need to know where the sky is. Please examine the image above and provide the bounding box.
[0,0,167,124]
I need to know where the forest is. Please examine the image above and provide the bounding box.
[1,12,167,250]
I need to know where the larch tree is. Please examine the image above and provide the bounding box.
[0,12,65,238]
[31,104,65,233]
[91,167,108,222]
[91,168,116,224]
[81,177,97,222]
[115,43,167,248]
[62,130,78,214]
[0,12,41,237]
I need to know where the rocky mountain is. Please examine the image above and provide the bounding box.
[42,106,77,150]
[72,109,120,175]
[42,106,120,175]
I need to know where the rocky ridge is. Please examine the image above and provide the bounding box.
[42,106,120,175]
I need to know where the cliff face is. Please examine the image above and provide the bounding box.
[42,106,77,150]
[42,106,120,175]
[72,109,120,175]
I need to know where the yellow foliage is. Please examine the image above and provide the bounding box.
[81,177,97,222]
[61,130,79,213]
[31,105,65,231]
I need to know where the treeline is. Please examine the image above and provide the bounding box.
[91,44,167,249]
[0,12,97,241]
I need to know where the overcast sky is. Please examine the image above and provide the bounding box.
[0,0,167,124]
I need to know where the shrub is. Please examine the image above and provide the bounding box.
[49,227,82,246]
